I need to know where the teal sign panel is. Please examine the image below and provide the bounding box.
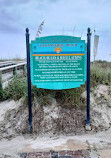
[30,35,87,90]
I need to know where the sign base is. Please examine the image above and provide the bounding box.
[85,124,92,131]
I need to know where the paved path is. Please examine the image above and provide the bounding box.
[20,149,101,158]
[0,130,111,158]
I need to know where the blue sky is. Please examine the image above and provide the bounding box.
[0,0,111,61]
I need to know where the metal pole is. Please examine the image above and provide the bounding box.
[94,55,95,67]
[26,28,32,132]
[93,29,96,67]
[86,28,91,129]
[0,71,3,100]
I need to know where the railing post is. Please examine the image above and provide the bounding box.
[13,67,17,76]
[26,28,32,132]
[23,64,27,75]
[0,71,3,100]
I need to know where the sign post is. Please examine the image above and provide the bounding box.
[26,28,32,132]
[25,28,91,131]
[86,28,91,130]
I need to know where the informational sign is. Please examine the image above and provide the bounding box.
[30,36,87,90]
[94,35,99,57]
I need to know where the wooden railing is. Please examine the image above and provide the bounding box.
[0,62,26,89]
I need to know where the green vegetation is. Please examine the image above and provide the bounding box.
[91,60,111,87]
[0,61,111,108]
[2,77,28,102]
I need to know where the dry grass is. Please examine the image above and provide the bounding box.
[1,60,111,108]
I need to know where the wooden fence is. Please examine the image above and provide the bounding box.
[0,62,26,89]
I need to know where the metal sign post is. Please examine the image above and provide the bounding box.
[86,28,91,130]
[26,28,32,132]
[25,28,91,132]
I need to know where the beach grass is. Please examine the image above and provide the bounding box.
[1,60,111,108]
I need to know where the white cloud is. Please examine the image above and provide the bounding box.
[0,0,111,61]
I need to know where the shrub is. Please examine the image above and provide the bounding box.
[3,76,28,102]
[1,61,111,108]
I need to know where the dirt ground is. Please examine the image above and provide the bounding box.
[0,85,111,158]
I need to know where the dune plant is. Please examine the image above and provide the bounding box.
[1,61,111,108]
